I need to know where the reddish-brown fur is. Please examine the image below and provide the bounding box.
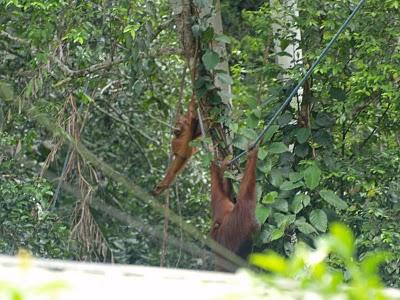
[210,148,260,261]
[153,95,201,196]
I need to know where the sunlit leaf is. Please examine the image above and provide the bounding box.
[250,252,288,274]
[330,223,354,258]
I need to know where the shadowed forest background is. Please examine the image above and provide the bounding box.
[0,0,399,289]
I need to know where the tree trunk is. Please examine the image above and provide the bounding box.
[169,0,232,157]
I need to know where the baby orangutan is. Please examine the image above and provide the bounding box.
[153,95,201,196]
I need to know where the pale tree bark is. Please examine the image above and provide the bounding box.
[270,0,302,72]
[270,0,309,130]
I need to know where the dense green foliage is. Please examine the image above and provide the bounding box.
[251,223,392,299]
[0,0,399,290]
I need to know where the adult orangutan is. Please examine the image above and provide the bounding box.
[153,95,201,196]
[210,147,260,263]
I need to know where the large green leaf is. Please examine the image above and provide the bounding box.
[313,129,333,147]
[319,189,348,210]
[330,223,354,258]
[250,252,288,274]
[290,193,310,214]
[280,180,303,191]
[288,172,303,182]
[315,112,335,128]
[294,143,309,158]
[260,224,284,243]
[278,112,292,126]
[270,169,284,187]
[270,227,285,241]
[272,213,295,228]
[263,125,279,142]
[262,191,278,204]
[272,199,288,212]
[303,165,321,190]
[295,218,316,234]
[202,50,219,70]
[295,128,311,144]
[269,142,289,154]
[309,209,328,232]
[256,204,270,224]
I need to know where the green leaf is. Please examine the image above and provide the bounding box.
[330,223,354,258]
[329,87,346,101]
[272,199,288,212]
[259,225,275,243]
[295,128,311,144]
[270,227,285,241]
[290,194,304,214]
[256,204,270,224]
[309,209,328,232]
[270,169,284,187]
[294,144,309,158]
[280,180,303,191]
[241,127,258,139]
[258,158,272,174]
[315,112,335,128]
[289,172,303,182]
[202,50,220,71]
[232,135,249,150]
[361,252,390,275]
[313,129,333,147]
[269,142,288,154]
[262,191,278,204]
[263,125,279,142]
[301,194,311,207]
[258,147,268,160]
[320,189,348,210]
[273,213,296,227]
[250,252,288,274]
[278,112,292,126]
[295,218,317,234]
[214,34,231,44]
[201,27,214,43]
[303,165,321,190]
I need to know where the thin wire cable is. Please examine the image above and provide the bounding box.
[229,0,366,164]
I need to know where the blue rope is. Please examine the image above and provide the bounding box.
[229,0,366,164]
